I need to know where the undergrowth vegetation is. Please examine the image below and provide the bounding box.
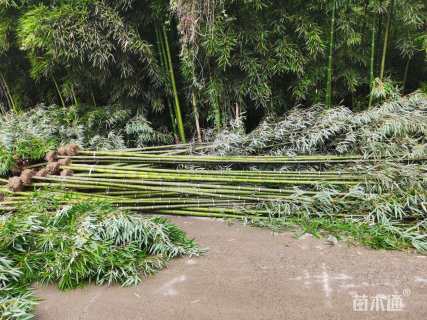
[212,92,427,158]
[0,190,200,319]
[0,104,173,174]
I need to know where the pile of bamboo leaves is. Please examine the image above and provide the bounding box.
[1,142,426,251]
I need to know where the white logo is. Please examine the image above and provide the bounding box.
[353,293,406,312]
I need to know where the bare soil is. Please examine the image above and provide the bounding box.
[35,217,427,320]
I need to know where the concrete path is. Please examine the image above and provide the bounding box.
[35,217,427,320]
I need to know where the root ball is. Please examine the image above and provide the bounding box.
[45,151,58,162]
[35,168,49,177]
[60,169,74,177]
[57,146,67,156]
[65,144,80,156]
[20,169,35,186]
[58,157,71,166]
[46,162,60,175]
[8,177,23,192]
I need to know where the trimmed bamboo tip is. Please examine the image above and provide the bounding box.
[65,144,80,156]
[0,193,4,201]
[8,176,23,192]
[35,168,49,177]
[20,169,36,186]
[60,169,74,177]
[45,150,58,162]
[46,162,60,175]
[58,157,71,166]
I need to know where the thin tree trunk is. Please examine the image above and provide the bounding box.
[379,0,394,81]
[402,58,410,92]
[191,90,202,143]
[212,94,222,132]
[52,75,65,108]
[325,0,336,108]
[155,26,178,139]
[71,85,78,106]
[0,72,18,113]
[368,21,376,108]
[162,26,186,143]
[91,91,97,107]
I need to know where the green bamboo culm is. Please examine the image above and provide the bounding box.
[379,0,394,81]
[325,0,336,108]
[0,72,18,113]
[368,20,376,108]
[52,75,66,109]
[156,26,178,139]
[402,59,410,92]
[162,25,186,143]
[192,89,202,142]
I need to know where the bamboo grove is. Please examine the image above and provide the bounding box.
[0,0,426,141]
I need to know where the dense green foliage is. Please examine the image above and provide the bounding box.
[0,0,425,138]
[0,103,173,174]
[0,190,200,319]
[212,92,427,157]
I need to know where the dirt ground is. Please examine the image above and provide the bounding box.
[35,217,427,320]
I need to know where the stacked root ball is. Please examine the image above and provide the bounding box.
[6,144,79,192]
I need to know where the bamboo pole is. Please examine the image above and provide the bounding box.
[368,20,376,108]
[325,0,336,108]
[379,0,394,81]
[162,26,186,143]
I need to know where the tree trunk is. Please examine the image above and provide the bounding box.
[368,20,376,108]
[0,72,18,113]
[156,26,178,140]
[325,0,336,108]
[402,59,410,92]
[52,75,65,108]
[379,0,394,81]
[191,90,202,143]
[162,26,187,143]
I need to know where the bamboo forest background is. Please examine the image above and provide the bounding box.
[0,0,426,144]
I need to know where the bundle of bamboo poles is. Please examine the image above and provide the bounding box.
[0,144,425,220]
